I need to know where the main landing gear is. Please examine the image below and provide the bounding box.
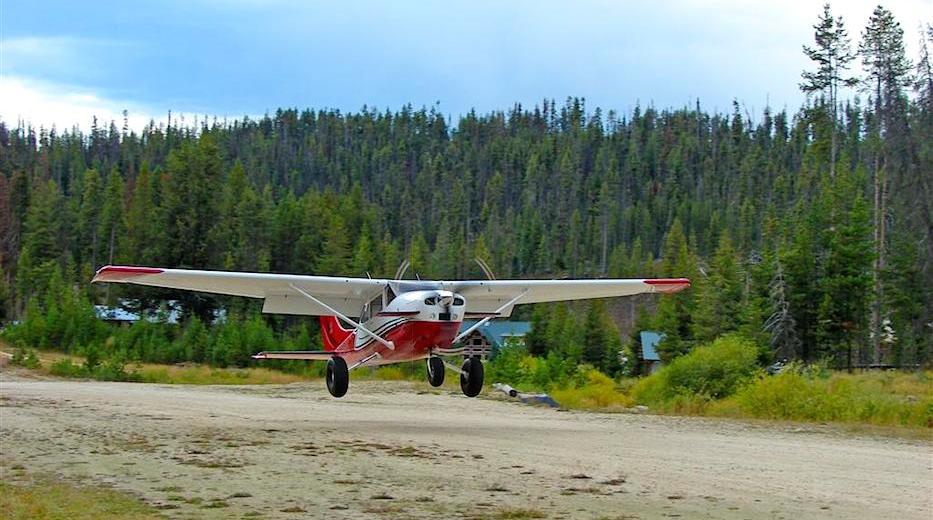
[326,356,349,398]
[426,356,445,387]
[460,357,484,397]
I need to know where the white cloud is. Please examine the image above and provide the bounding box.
[0,75,163,131]
[0,75,231,132]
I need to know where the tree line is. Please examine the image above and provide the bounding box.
[1,4,930,372]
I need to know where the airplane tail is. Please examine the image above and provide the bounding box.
[319,316,354,351]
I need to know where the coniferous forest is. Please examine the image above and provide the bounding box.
[1,6,931,375]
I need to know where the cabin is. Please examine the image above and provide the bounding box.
[93,300,223,326]
[457,320,532,359]
[639,330,664,374]
[94,303,181,326]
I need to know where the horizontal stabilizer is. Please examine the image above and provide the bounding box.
[252,350,336,361]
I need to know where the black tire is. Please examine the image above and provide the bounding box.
[326,356,349,398]
[459,357,484,397]
[426,357,445,387]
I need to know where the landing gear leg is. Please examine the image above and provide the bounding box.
[427,356,445,387]
[460,357,484,397]
[326,356,349,398]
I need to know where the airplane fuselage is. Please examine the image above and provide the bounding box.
[320,290,467,367]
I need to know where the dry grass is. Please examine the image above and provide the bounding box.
[368,365,409,381]
[15,348,306,385]
[134,363,305,385]
[709,369,933,430]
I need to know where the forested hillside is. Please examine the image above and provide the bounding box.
[1,7,930,372]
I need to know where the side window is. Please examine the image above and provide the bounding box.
[385,286,396,306]
[362,293,383,322]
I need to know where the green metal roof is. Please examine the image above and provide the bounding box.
[639,330,664,361]
[459,320,531,349]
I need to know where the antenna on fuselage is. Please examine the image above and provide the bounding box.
[394,259,410,280]
[475,258,497,280]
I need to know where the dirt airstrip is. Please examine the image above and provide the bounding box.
[1,370,930,519]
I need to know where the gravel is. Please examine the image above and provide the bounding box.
[1,372,930,519]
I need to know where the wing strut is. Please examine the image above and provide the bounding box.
[454,290,527,343]
[287,283,395,350]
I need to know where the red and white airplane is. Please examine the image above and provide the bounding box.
[92,263,689,398]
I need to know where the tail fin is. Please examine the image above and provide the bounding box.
[319,316,354,351]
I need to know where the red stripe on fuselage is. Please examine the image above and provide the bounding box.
[322,319,461,366]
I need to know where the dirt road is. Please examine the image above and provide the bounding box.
[1,373,930,519]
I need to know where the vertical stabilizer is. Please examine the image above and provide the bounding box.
[319,316,354,351]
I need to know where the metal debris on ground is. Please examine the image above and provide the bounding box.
[492,383,560,408]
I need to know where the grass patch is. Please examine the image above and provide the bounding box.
[0,473,161,520]
[201,499,230,509]
[710,369,933,428]
[14,349,307,385]
[134,364,304,385]
[488,507,547,519]
[369,365,409,381]
[6,344,436,387]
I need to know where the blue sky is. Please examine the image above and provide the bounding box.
[1,0,929,130]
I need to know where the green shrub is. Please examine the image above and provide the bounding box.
[47,355,140,382]
[486,345,528,386]
[10,348,41,369]
[550,369,632,410]
[92,356,140,382]
[49,359,86,378]
[632,334,760,407]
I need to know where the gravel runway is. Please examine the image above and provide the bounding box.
[1,373,930,519]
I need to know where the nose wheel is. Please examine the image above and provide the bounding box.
[326,356,349,398]
[460,357,484,397]
[426,356,445,387]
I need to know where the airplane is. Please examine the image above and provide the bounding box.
[92,262,689,398]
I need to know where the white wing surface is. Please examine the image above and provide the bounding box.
[444,278,690,317]
[92,265,386,317]
[92,265,689,318]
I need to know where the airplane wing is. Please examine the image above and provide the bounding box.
[92,265,386,317]
[92,265,689,318]
[444,278,690,317]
